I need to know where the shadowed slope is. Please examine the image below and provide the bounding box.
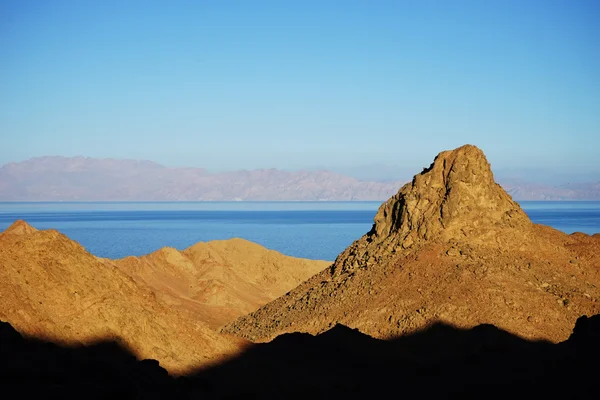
[2,314,599,399]
[223,145,600,342]
[0,320,174,399]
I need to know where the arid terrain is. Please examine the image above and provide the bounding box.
[223,145,600,342]
[1,144,599,398]
[112,239,328,329]
[0,220,328,374]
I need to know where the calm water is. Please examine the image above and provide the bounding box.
[0,201,598,261]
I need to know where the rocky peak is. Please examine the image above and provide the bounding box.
[330,145,531,275]
[2,220,38,236]
[222,145,600,344]
[370,144,530,248]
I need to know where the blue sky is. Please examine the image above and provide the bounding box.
[1,0,598,182]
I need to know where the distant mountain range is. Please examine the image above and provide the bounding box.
[500,179,600,201]
[0,156,598,201]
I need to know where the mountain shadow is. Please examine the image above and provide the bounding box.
[0,321,174,399]
[2,315,599,399]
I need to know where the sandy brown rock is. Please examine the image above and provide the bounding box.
[222,145,600,343]
[112,239,329,328]
[372,145,529,241]
[0,222,327,374]
[3,219,38,235]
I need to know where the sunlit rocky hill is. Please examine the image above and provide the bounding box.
[0,220,328,374]
[223,145,600,342]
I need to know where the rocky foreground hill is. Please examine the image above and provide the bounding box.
[0,221,327,374]
[112,239,328,329]
[223,145,600,342]
[1,144,599,398]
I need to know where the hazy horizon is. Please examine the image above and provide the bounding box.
[1,1,599,177]
[2,152,599,186]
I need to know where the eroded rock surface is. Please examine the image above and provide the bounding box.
[0,221,327,374]
[112,239,329,329]
[223,145,600,342]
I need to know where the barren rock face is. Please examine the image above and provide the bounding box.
[331,145,532,276]
[0,221,328,374]
[222,145,600,343]
[113,238,329,329]
[2,219,38,235]
[371,144,530,243]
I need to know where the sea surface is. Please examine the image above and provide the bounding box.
[0,201,599,261]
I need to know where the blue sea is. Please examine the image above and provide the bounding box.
[0,201,599,261]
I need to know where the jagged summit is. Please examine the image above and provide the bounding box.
[331,144,532,276]
[2,220,38,235]
[370,144,530,245]
[222,145,600,343]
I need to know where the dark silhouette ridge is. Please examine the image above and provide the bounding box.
[0,321,173,399]
[2,315,600,399]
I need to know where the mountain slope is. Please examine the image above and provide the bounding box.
[112,239,329,328]
[222,145,600,342]
[0,221,327,373]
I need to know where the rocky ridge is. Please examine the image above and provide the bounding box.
[0,221,327,374]
[112,239,329,329]
[332,145,531,276]
[222,145,600,342]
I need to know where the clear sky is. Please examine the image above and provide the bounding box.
[1,0,598,181]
